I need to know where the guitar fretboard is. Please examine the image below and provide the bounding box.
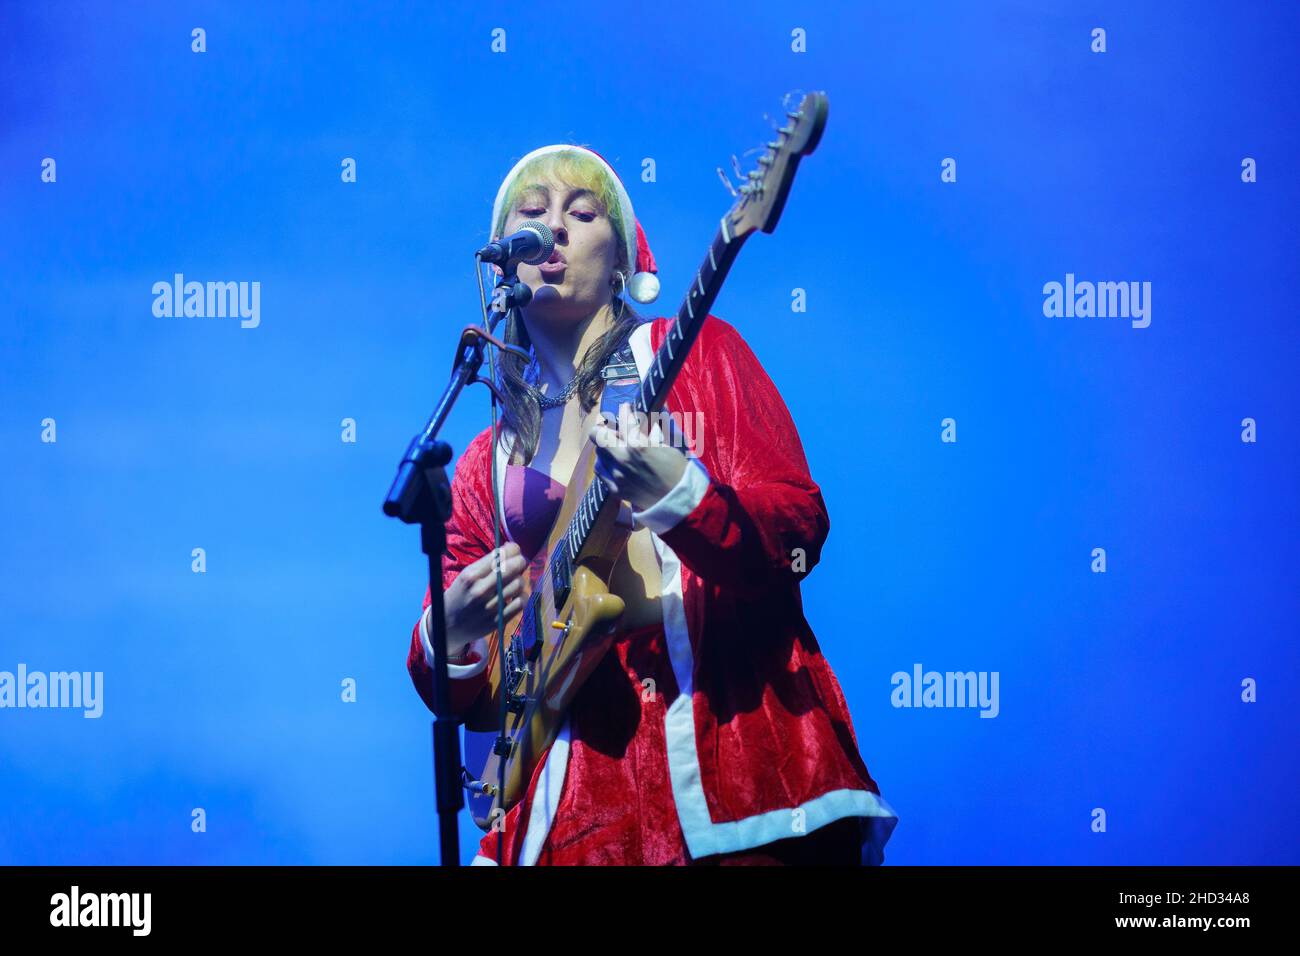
[502,221,745,689]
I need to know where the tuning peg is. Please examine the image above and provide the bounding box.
[715,166,738,198]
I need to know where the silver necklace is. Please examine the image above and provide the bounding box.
[531,374,578,410]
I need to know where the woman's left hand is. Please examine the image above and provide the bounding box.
[588,412,689,513]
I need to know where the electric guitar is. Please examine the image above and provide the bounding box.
[464,91,829,831]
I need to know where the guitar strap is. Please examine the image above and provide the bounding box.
[597,320,659,532]
[597,321,646,423]
[599,319,691,453]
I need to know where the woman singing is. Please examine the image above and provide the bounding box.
[406,144,898,865]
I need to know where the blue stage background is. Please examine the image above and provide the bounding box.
[2,0,1297,865]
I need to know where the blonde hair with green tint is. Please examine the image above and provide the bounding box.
[493,148,631,274]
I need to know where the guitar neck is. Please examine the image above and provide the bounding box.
[635,222,746,416]
[556,223,745,572]
[505,225,746,680]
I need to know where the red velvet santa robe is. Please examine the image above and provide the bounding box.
[406,314,899,865]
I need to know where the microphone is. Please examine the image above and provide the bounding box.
[476,220,555,266]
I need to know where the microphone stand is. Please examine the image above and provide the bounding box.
[382,260,531,866]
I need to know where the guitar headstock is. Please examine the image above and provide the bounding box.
[724,91,828,240]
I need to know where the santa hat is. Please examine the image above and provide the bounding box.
[489,144,660,304]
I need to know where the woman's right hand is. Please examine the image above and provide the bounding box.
[442,542,528,653]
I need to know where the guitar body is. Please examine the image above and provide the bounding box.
[463,90,830,834]
[467,439,632,831]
